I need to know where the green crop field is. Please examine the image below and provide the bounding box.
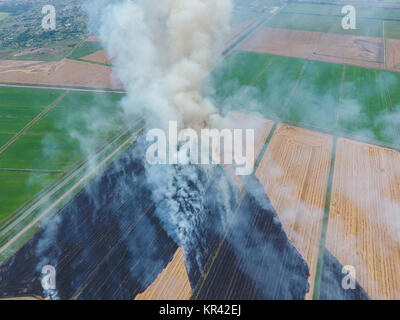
[212,51,273,102]
[0,88,128,223]
[0,134,85,170]
[265,12,385,38]
[0,87,64,107]
[0,171,60,223]
[0,134,12,147]
[28,92,125,137]
[0,107,44,133]
[68,41,104,60]
[338,67,399,144]
[284,60,343,130]
[253,56,306,117]
[212,50,400,146]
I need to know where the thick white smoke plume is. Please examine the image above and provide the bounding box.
[84,0,235,280]
[95,0,233,130]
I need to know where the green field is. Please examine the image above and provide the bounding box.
[0,134,85,170]
[0,88,127,223]
[68,41,104,60]
[0,134,12,147]
[284,60,343,129]
[0,87,63,107]
[0,107,44,133]
[0,171,60,223]
[28,92,125,137]
[338,66,398,144]
[212,50,400,146]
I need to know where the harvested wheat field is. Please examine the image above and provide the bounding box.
[314,33,384,69]
[326,138,400,299]
[0,59,121,89]
[134,248,192,300]
[386,39,400,72]
[238,27,320,59]
[256,124,333,299]
[239,27,385,69]
[81,50,113,65]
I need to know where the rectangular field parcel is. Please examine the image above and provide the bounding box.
[256,124,333,299]
[326,138,400,299]
[0,171,60,223]
[0,88,128,224]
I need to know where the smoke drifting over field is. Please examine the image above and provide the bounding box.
[0,1,378,300]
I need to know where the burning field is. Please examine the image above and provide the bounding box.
[1,0,400,301]
[0,134,370,300]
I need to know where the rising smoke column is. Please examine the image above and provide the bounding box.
[85,0,235,281]
[94,0,233,130]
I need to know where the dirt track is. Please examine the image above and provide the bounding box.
[239,27,385,70]
[256,124,333,299]
[0,59,121,89]
[326,138,400,299]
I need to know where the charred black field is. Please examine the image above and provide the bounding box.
[0,138,369,300]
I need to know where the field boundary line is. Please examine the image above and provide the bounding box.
[0,83,125,94]
[335,65,346,129]
[383,21,387,69]
[0,90,69,156]
[0,125,144,257]
[0,168,64,174]
[279,60,308,117]
[0,127,129,231]
[254,122,278,171]
[312,135,337,300]
[222,4,286,57]
[248,57,276,87]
